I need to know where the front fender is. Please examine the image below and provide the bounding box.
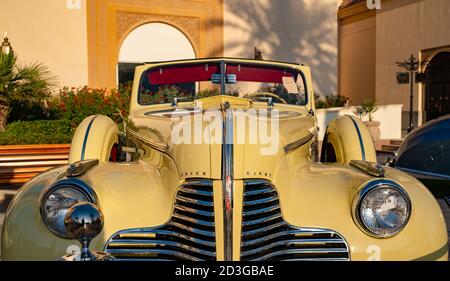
[273,159,448,261]
[69,115,119,164]
[321,115,377,164]
[1,155,180,260]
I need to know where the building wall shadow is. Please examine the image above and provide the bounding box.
[212,0,338,97]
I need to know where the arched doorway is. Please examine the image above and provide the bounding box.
[117,23,196,84]
[425,51,450,121]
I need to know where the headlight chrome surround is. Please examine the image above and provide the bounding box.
[352,179,411,238]
[40,178,97,239]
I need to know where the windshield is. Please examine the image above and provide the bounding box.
[138,61,307,106]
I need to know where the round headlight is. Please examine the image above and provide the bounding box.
[353,180,411,238]
[41,179,94,238]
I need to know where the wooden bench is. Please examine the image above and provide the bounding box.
[0,144,70,186]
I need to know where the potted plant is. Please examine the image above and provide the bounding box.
[356,99,380,143]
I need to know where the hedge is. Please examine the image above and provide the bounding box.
[0,83,132,145]
[0,120,74,145]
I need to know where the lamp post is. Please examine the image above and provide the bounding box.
[1,32,13,55]
[396,54,420,133]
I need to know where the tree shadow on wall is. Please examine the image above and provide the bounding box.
[208,0,337,95]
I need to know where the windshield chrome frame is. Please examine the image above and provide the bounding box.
[137,59,309,106]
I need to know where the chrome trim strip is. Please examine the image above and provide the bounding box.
[245,179,271,186]
[107,228,216,247]
[242,229,338,246]
[106,249,203,261]
[181,179,215,187]
[176,194,214,207]
[220,61,226,95]
[222,102,234,260]
[107,240,216,256]
[242,213,282,226]
[350,160,385,177]
[243,186,274,196]
[171,213,215,227]
[250,248,349,261]
[283,132,315,154]
[242,238,345,256]
[352,179,411,238]
[126,126,169,152]
[81,115,98,160]
[67,159,99,177]
[242,221,286,236]
[349,116,366,161]
[243,205,280,217]
[396,166,450,181]
[167,221,215,237]
[174,204,214,217]
[243,196,279,206]
[178,187,213,197]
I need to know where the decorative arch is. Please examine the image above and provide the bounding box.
[115,14,200,61]
[423,47,450,73]
[423,50,450,121]
[118,22,196,63]
[86,0,224,88]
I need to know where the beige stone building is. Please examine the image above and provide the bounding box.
[4,0,447,135]
[0,0,340,96]
[338,0,450,132]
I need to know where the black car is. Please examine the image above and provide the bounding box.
[391,114,450,205]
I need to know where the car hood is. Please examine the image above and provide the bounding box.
[127,96,316,180]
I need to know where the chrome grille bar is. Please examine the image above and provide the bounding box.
[104,180,216,261]
[222,102,234,261]
[241,179,350,261]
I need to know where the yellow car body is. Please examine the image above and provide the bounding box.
[1,58,447,261]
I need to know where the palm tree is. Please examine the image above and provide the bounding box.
[0,51,55,131]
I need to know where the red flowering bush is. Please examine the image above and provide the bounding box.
[0,83,132,144]
[51,82,132,127]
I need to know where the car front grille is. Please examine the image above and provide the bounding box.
[241,179,350,261]
[104,179,350,261]
[104,179,216,261]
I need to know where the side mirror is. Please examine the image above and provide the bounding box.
[59,202,114,261]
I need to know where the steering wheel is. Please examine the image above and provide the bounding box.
[244,92,288,104]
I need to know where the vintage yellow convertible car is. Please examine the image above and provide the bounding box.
[1,58,448,261]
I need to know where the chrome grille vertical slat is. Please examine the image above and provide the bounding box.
[104,180,216,261]
[241,180,350,261]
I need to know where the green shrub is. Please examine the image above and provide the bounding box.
[315,93,351,109]
[0,83,132,145]
[7,100,60,122]
[0,120,74,145]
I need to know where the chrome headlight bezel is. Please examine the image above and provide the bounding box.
[40,178,97,239]
[352,179,412,239]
